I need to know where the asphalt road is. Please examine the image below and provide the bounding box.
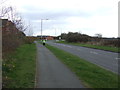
[47,41,119,74]
[35,42,85,88]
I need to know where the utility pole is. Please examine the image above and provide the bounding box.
[55,28,56,36]
[41,19,42,40]
[41,19,49,40]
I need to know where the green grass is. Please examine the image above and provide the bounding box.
[46,44,119,88]
[57,41,119,53]
[2,43,36,88]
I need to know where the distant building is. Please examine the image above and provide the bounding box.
[37,35,54,40]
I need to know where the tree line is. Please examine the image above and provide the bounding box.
[59,32,119,47]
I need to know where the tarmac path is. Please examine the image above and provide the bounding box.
[35,41,85,88]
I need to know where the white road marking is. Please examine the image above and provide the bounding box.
[90,51,98,55]
[66,46,72,48]
[59,44,72,48]
[55,44,73,48]
[77,49,81,51]
[115,58,120,60]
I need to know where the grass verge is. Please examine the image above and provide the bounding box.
[3,43,36,88]
[46,44,119,88]
[57,41,119,53]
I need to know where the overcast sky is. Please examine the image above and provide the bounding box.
[2,0,119,37]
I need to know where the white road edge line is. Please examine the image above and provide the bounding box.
[90,51,98,55]
[115,58,120,60]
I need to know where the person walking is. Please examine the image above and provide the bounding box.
[43,40,46,46]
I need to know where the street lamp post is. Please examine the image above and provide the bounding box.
[41,19,49,40]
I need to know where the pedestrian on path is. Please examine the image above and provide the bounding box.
[42,40,46,46]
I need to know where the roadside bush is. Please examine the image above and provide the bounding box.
[2,19,38,58]
[2,19,37,88]
[2,30,25,58]
[24,36,38,44]
[101,39,119,47]
[65,32,91,43]
[60,32,119,48]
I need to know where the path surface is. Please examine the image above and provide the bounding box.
[47,41,119,74]
[35,41,85,88]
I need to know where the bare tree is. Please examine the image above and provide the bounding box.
[0,5,28,32]
[0,0,8,18]
[12,13,28,32]
[0,0,7,4]
[24,21,33,36]
[0,0,27,32]
[0,0,25,31]
[0,6,12,19]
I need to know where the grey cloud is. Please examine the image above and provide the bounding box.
[21,6,92,35]
[22,10,92,21]
[22,5,92,20]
